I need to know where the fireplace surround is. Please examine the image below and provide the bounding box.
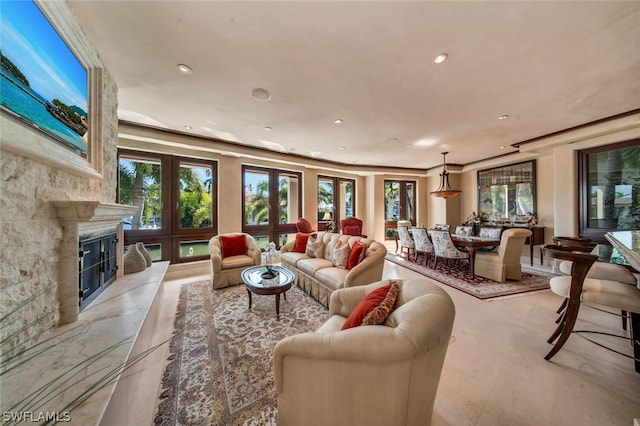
[53,201,137,324]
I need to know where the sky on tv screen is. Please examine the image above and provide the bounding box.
[1,0,89,153]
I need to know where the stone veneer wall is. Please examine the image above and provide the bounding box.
[0,60,118,361]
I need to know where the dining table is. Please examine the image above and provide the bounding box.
[449,235,501,278]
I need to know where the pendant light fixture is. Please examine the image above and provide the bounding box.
[431,152,462,199]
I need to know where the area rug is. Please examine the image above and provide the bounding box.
[154,280,328,425]
[385,253,555,300]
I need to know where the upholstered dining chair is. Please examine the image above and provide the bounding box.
[434,223,451,232]
[454,225,473,236]
[542,245,640,373]
[543,245,640,373]
[430,230,469,273]
[397,225,415,261]
[340,216,367,237]
[412,227,435,267]
[296,217,315,234]
[473,228,532,282]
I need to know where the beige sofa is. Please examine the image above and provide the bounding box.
[209,233,262,289]
[274,278,455,426]
[280,231,386,307]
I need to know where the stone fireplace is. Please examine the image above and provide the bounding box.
[53,201,137,324]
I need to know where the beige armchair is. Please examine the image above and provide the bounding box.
[274,278,455,426]
[209,233,261,289]
[474,228,532,282]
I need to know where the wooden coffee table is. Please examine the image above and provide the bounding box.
[241,265,295,319]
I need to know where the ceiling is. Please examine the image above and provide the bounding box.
[68,1,640,170]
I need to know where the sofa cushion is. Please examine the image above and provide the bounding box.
[315,267,349,292]
[281,252,308,268]
[294,232,311,253]
[341,282,395,330]
[305,235,324,258]
[221,254,256,270]
[347,241,366,270]
[297,258,333,276]
[221,235,246,258]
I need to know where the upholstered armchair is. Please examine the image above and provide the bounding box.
[474,228,532,282]
[340,216,367,237]
[274,278,455,426]
[209,233,261,289]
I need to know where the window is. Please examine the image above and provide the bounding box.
[118,150,218,263]
[384,180,416,240]
[477,161,536,222]
[318,176,356,231]
[243,165,302,248]
[579,140,640,242]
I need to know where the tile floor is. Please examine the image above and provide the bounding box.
[139,259,640,426]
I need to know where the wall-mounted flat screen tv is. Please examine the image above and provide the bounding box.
[0,0,89,157]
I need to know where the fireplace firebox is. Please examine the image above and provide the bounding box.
[79,230,118,310]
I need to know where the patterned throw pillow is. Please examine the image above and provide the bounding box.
[305,235,324,258]
[341,280,400,330]
[362,281,400,325]
[331,241,351,269]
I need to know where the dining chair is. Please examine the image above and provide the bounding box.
[397,225,415,261]
[412,227,434,267]
[474,228,532,283]
[454,225,473,236]
[296,217,315,234]
[430,230,469,273]
[542,245,640,373]
[434,224,451,232]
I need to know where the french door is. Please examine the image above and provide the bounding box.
[118,150,218,263]
[384,180,416,239]
[242,165,302,248]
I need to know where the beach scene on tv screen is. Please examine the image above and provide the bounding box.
[0,1,88,155]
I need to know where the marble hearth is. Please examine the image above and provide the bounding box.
[53,201,137,324]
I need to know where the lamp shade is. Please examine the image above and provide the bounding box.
[431,152,462,199]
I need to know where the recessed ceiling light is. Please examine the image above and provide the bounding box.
[251,88,272,101]
[264,126,272,131]
[184,125,192,130]
[339,146,346,150]
[500,146,506,149]
[433,53,448,64]
[498,114,509,120]
[177,64,192,74]
[334,119,343,124]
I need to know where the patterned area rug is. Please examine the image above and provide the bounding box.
[385,253,555,300]
[154,281,328,425]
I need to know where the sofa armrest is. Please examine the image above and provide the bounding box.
[209,238,222,273]
[344,242,387,287]
[281,239,296,254]
[245,236,262,265]
[274,326,415,392]
[328,285,369,317]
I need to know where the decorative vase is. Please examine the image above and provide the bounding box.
[136,242,153,267]
[124,244,147,274]
[261,267,279,287]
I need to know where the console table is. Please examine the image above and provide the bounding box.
[476,224,545,266]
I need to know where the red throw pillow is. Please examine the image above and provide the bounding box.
[343,225,361,236]
[341,281,399,330]
[220,234,246,257]
[294,232,310,253]
[347,241,366,270]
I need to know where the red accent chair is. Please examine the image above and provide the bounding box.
[340,217,367,238]
[296,217,315,234]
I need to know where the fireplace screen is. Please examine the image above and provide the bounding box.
[78,231,117,310]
